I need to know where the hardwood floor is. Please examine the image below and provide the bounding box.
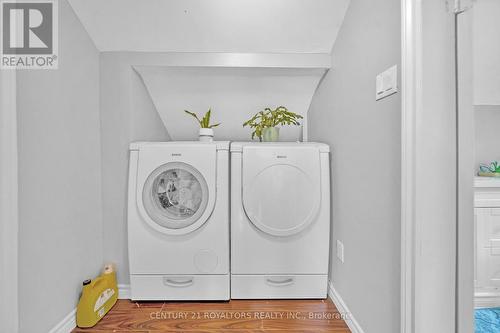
[72,299,351,332]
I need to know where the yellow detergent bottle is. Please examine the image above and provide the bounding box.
[76,264,118,328]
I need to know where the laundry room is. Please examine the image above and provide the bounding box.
[2,1,474,333]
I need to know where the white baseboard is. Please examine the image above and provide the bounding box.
[48,309,76,333]
[328,281,365,333]
[118,284,131,299]
[48,284,130,333]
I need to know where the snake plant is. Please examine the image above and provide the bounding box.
[184,108,221,128]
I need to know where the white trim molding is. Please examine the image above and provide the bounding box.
[401,0,421,332]
[0,70,19,333]
[328,281,365,333]
[110,52,332,69]
[402,1,461,332]
[48,284,131,333]
[48,309,76,333]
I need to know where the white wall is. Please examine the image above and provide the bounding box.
[415,1,457,332]
[307,0,401,332]
[136,66,324,141]
[0,71,18,333]
[473,0,500,105]
[16,1,102,332]
[132,69,172,142]
[100,53,170,284]
[473,0,500,172]
[475,105,500,168]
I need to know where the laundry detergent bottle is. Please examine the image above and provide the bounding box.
[76,264,118,328]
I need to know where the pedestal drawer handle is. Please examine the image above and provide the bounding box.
[163,277,194,287]
[266,277,294,287]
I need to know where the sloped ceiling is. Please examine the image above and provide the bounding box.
[67,0,350,53]
[135,66,325,141]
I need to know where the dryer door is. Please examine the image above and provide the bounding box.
[242,145,321,237]
[136,145,216,235]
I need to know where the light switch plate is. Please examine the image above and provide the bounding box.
[376,65,398,101]
[336,240,344,263]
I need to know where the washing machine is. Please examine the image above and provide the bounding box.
[230,142,330,299]
[127,141,230,300]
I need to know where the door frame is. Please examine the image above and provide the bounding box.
[400,0,420,330]
[455,5,475,333]
[0,70,19,333]
[401,0,475,332]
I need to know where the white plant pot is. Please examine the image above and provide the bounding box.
[199,128,214,142]
[262,127,280,142]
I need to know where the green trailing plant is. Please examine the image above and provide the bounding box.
[243,106,303,141]
[184,108,221,128]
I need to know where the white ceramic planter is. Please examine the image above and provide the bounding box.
[199,128,214,142]
[262,127,280,142]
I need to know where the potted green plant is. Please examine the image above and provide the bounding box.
[479,161,500,177]
[243,106,303,142]
[184,108,221,142]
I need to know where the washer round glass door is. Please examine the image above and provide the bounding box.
[142,162,209,230]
